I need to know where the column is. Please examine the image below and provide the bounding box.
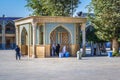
[81,23,86,56]
[15,26,18,46]
[36,26,39,44]
[2,21,6,49]
[28,24,30,58]
[32,23,37,58]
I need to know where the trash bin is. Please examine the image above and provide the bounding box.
[65,52,70,57]
[108,52,112,57]
[76,51,82,60]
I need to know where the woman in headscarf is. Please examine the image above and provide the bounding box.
[52,43,56,56]
[62,46,66,54]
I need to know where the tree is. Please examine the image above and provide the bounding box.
[86,25,108,56]
[88,0,120,54]
[86,25,107,43]
[26,0,80,16]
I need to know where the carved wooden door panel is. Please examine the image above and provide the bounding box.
[61,32,70,51]
[50,31,56,44]
[61,32,68,44]
[50,31,70,52]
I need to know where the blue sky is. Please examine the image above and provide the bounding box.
[0,0,91,17]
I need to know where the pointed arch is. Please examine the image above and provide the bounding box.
[49,24,72,44]
[6,21,14,25]
[50,25,72,56]
[21,27,28,45]
[5,21,15,34]
[21,27,28,55]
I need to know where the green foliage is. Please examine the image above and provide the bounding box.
[87,0,120,53]
[113,52,120,57]
[86,25,106,42]
[88,0,120,41]
[26,0,80,16]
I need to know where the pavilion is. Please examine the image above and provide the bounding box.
[14,16,87,58]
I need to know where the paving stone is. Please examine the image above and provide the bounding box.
[0,50,120,80]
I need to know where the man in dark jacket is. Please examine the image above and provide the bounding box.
[56,44,60,56]
[15,45,21,60]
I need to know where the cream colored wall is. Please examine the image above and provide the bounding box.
[29,45,33,57]
[45,45,51,57]
[36,45,45,58]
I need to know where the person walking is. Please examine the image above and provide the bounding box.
[15,45,21,60]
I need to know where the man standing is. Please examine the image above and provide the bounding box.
[56,44,60,56]
[15,45,21,60]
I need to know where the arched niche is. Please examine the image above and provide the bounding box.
[21,27,28,55]
[5,22,15,34]
[50,26,71,56]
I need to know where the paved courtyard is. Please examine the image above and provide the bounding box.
[0,50,120,80]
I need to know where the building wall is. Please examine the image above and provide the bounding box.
[19,22,82,57]
[0,37,2,49]
[19,23,32,56]
[0,17,20,49]
[18,22,80,57]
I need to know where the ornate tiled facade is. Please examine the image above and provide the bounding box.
[0,15,21,49]
[15,16,87,58]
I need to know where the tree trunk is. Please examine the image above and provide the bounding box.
[110,40,112,50]
[82,44,86,56]
[91,42,94,55]
[112,38,119,53]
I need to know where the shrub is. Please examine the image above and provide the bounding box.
[113,52,120,57]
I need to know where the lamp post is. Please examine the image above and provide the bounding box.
[2,14,6,49]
